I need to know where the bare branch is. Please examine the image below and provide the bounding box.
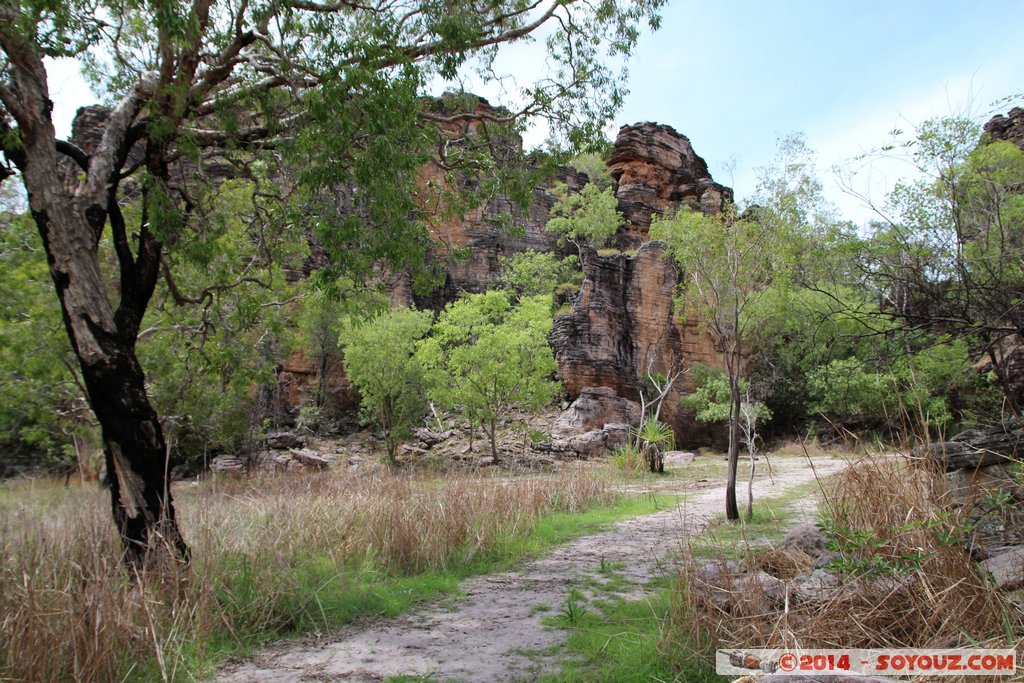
[78,71,158,206]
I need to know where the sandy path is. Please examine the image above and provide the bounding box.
[215,454,846,683]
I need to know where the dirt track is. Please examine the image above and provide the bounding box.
[215,454,847,683]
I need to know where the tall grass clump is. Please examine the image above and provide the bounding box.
[0,465,615,682]
[666,454,1021,670]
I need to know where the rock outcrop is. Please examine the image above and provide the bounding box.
[70,101,736,451]
[550,241,726,440]
[608,122,732,244]
[984,107,1024,150]
[550,387,640,438]
[914,422,1023,472]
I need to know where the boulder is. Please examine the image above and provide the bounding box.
[414,427,455,448]
[249,450,292,472]
[562,429,608,458]
[782,523,830,558]
[693,563,785,614]
[551,387,640,438]
[787,569,842,603]
[265,430,305,450]
[981,546,1024,590]
[603,422,631,449]
[210,454,245,474]
[289,448,332,470]
[915,422,1022,472]
[663,450,696,465]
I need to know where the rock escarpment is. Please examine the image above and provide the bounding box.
[608,122,732,245]
[549,241,725,440]
[70,102,733,448]
[984,107,1024,150]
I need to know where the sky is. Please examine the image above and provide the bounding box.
[612,0,1024,224]
[43,0,1024,226]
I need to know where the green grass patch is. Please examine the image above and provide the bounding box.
[686,477,825,559]
[482,493,677,567]
[187,492,679,676]
[538,587,721,683]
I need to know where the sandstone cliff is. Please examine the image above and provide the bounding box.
[70,104,733,445]
[549,241,724,442]
[608,122,732,245]
[984,107,1024,150]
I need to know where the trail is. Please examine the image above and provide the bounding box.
[215,454,847,683]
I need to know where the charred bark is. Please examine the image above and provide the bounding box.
[34,205,188,566]
[0,25,188,565]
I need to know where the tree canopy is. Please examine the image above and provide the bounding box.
[416,290,558,460]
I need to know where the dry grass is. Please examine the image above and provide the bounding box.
[0,465,614,682]
[668,454,1022,675]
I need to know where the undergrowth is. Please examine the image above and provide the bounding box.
[667,454,1023,675]
[540,575,719,683]
[0,466,621,682]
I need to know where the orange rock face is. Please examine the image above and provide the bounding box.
[550,243,726,442]
[549,122,736,443]
[608,122,733,242]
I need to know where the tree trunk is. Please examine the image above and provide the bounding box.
[86,344,189,566]
[746,442,755,521]
[489,415,499,461]
[38,202,187,566]
[0,29,188,566]
[725,353,741,521]
[16,125,186,566]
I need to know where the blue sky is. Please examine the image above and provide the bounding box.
[45,0,1023,224]
[612,0,1024,223]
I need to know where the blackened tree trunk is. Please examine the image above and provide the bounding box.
[34,194,188,566]
[0,24,188,565]
[30,174,188,567]
[83,340,189,565]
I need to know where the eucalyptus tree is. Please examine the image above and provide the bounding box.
[416,291,558,461]
[652,206,798,520]
[858,117,1024,422]
[0,0,662,564]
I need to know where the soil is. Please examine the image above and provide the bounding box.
[214,453,848,683]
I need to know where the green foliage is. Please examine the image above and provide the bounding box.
[495,250,581,300]
[609,443,645,472]
[568,152,614,189]
[560,588,589,626]
[652,206,800,336]
[817,512,973,579]
[681,364,771,441]
[632,418,675,450]
[416,291,559,459]
[135,180,303,468]
[540,586,718,683]
[806,340,971,433]
[855,115,1024,418]
[0,210,89,473]
[680,365,734,424]
[545,183,624,250]
[631,417,674,473]
[342,307,434,463]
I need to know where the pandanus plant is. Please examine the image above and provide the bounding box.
[633,418,675,473]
